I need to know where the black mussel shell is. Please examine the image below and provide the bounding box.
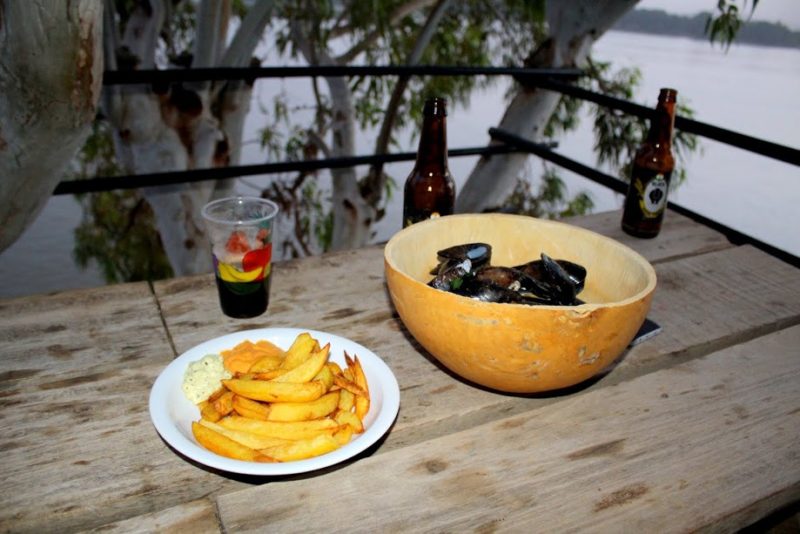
[428,258,473,291]
[436,243,492,268]
[454,279,525,303]
[513,254,587,305]
[473,266,525,290]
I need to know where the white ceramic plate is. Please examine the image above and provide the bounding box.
[149,327,400,476]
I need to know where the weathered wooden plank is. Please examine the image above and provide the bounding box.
[81,499,220,534]
[568,209,732,263]
[215,325,800,533]
[608,244,800,376]
[154,246,395,357]
[0,284,238,532]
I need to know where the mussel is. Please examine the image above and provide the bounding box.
[427,243,587,307]
[513,253,587,305]
[428,243,492,290]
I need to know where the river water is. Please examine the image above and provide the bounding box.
[1,31,798,298]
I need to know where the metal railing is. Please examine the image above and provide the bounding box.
[57,64,800,267]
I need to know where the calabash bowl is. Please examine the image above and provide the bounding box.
[383,213,657,393]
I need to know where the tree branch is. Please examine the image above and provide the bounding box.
[120,0,165,69]
[194,0,224,68]
[364,0,453,206]
[334,0,437,63]
[330,0,436,40]
[211,0,277,101]
[220,0,277,67]
[102,0,121,119]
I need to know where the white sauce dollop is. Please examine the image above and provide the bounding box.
[181,353,232,404]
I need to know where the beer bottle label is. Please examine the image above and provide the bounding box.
[633,173,669,219]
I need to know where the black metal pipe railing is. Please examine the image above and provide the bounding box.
[489,127,800,269]
[103,65,584,85]
[54,144,539,195]
[535,78,800,167]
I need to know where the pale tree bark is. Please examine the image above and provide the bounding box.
[290,21,374,251]
[104,0,275,276]
[456,0,639,213]
[291,0,445,251]
[0,0,103,253]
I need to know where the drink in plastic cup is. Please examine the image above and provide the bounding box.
[201,197,279,318]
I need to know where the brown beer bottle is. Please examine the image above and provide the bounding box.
[621,88,678,238]
[403,97,456,228]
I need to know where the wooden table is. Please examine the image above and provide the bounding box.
[1,210,799,533]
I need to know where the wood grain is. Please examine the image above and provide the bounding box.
[0,284,232,532]
[569,209,733,263]
[84,499,220,534]
[215,325,800,532]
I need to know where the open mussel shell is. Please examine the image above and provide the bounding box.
[513,254,587,305]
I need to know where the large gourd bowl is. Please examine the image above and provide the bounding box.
[384,213,657,393]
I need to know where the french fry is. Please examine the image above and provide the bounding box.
[252,370,286,380]
[347,352,371,420]
[223,378,326,403]
[260,434,340,462]
[333,374,369,398]
[212,390,235,416]
[337,388,355,413]
[232,395,271,420]
[248,353,284,373]
[218,415,339,440]
[192,422,275,462]
[267,392,340,422]
[314,364,335,391]
[272,343,330,383]
[333,424,355,446]
[327,361,344,376]
[199,400,223,422]
[335,409,364,434]
[280,332,317,370]
[198,420,293,450]
[206,386,227,403]
[354,390,370,420]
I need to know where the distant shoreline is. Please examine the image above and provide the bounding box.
[614,9,800,50]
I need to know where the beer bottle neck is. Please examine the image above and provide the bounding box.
[646,98,676,149]
[415,111,448,169]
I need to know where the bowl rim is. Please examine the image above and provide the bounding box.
[383,213,657,310]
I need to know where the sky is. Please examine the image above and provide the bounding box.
[638,0,800,30]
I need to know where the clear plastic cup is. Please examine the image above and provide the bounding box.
[201,197,279,318]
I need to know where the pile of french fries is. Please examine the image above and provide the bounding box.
[191,332,370,463]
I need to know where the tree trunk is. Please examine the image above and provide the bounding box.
[289,20,375,251]
[327,75,374,250]
[456,0,638,214]
[104,0,274,276]
[0,0,103,253]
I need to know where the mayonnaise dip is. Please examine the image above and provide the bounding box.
[181,353,232,404]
